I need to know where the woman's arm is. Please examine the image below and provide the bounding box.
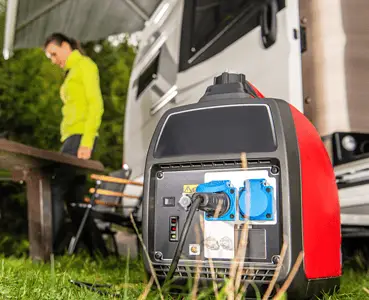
[80,59,104,153]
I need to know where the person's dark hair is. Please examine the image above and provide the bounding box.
[44,32,85,54]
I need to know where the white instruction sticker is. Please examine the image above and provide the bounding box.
[204,221,234,259]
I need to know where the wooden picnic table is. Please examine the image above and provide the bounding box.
[0,138,104,262]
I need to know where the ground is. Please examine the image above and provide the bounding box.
[0,231,368,299]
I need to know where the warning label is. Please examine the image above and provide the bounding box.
[183,184,198,194]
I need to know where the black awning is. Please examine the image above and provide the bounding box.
[3,0,162,58]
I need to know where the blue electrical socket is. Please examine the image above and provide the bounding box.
[196,180,236,221]
[239,179,274,221]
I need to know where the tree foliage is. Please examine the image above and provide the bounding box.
[0,39,136,170]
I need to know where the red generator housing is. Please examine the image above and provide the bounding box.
[141,72,342,299]
[252,77,342,282]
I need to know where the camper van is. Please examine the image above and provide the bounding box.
[3,0,369,230]
[123,0,369,230]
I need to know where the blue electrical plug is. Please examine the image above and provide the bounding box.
[195,180,236,221]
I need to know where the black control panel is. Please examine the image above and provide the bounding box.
[152,163,282,265]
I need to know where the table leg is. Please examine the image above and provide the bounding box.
[25,169,52,262]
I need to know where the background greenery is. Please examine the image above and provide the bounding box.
[0,1,137,255]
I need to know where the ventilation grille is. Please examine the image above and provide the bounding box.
[153,264,276,282]
[159,159,273,170]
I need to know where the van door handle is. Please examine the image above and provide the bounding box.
[150,85,178,115]
[260,0,278,49]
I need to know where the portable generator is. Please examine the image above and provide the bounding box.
[142,72,341,299]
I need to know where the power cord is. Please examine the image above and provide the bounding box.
[70,280,121,297]
[165,193,203,283]
[165,192,230,284]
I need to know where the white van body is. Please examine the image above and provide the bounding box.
[123,0,369,227]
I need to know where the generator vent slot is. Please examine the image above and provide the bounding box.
[159,159,273,170]
[153,264,276,283]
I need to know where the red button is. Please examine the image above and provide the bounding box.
[171,227,176,231]
[171,219,177,224]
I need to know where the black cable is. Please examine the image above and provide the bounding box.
[69,280,121,297]
[70,280,112,288]
[165,194,203,284]
[244,81,258,98]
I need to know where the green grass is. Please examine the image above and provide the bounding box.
[334,268,369,300]
[0,253,154,300]
[0,254,368,300]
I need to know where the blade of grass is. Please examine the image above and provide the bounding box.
[191,224,202,300]
[236,280,248,300]
[199,214,219,298]
[234,211,250,293]
[262,240,288,300]
[227,152,250,299]
[138,276,155,300]
[272,251,304,300]
[50,253,55,286]
[124,248,130,299]
[130,213,164,300]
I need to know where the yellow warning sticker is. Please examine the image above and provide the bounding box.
[183,184,198,194]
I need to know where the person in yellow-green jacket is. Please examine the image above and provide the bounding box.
[44,33,106,254]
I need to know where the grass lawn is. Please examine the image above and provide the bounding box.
[0,253,368,300]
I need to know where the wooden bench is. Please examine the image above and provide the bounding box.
[0,138,104,262]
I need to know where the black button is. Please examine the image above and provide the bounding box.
[163,197,175,207]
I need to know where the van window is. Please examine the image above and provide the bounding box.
[136,53,160,99]
[179,0,285,71]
